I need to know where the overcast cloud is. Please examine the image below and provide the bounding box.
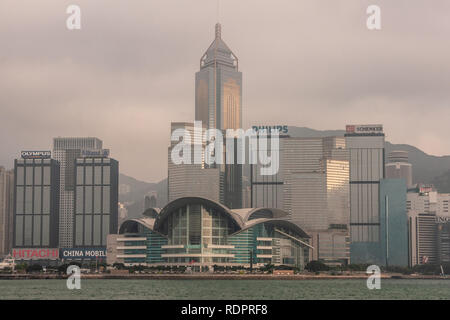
[1,0,449,181]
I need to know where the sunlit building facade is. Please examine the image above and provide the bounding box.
[195,23,242,130]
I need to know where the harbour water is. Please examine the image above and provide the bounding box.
[0,279,449,300]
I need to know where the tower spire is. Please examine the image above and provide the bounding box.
[215,23,221,39]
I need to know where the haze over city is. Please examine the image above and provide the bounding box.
[1,0,449,182]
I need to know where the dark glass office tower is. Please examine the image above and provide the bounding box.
[13,156,60,248]
[73,156,118,247]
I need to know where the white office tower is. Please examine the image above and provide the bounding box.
[345,125,385,244]
[407,186,450,265]
[250,136,350,264]
[53,137,103,247]
[386,150,413,188]
[168,122,223,203]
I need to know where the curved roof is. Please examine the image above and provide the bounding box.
[154,196,244,231]
[119,196,310,240]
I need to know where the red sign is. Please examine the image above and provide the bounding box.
[12,248,59,260]
[346,125,355,133]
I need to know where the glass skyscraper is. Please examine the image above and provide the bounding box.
[195,23,242,130]
[13,157,60,248]
[74,156,119,247]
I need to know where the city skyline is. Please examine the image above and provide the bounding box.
[1,1,450,182]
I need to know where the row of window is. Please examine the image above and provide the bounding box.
[16,186,51,214]
[75,214,110,246]
[16,166,52,186]
[15,214,50,247]
[76,165,110,185]
[75,186,110,214]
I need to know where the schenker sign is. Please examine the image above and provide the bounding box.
[346,125,383,134]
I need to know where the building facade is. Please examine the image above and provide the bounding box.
[345,124,385,263]
[407,188,450,266]
[195,23,242,131]
[73,156,119,248]
[385,150,413,188]
[13,154,60,248]
[53,137,103,248]
[0,167,14,257]
[108,197,311,269]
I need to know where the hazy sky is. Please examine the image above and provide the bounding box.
[1,0,449,182]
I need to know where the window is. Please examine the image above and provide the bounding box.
[43,167,50,185]
[77,166,84,185]
[85,166,93,185]
[42,215,49,246]
[42,187,50,214]
[33,216,41,246]
[85,215,92,245]
[94,166,102,185]
[94,186,101,213]
[76,186,84,214]
[34,187,41,214]
[76,216,83,246]
[85,186,92,214]
[15,216,23,246]
[24,216,32,246]
[16,186,24,214]
[26,167,33,185]
[102,215,110,246]
[102,186,110,213]
[17,167,24,186]
[93,215,101,245]
[34,167,42,185]
[25,187,33,214]
[103,166,110,185]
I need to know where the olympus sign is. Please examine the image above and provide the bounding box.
[21,151,51,159]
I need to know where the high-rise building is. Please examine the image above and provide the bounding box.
[53,137,103,247]
[345,125,385,260]
[0,167,14,257]
[195,23,242,130]
[386,150,413,188]
[247,135,350,264]
[13,152,60,249]
[168,122,223,203]
[407,186,450,266]
[73,155,119,248]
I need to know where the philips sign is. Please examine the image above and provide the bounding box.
[61,248,107,260]
[81,149,110,158]
[21,151,51,159]
[252,125,288,134]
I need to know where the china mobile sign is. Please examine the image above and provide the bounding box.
[61,248,107,260]
[12,248,59,260]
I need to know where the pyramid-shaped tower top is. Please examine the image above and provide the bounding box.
[200,23,238,70]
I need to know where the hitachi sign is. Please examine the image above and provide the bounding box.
[12,248,59,260]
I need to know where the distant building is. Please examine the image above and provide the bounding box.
[73,156,119,248]
[0,167,14,257]
[386,150,413,188]
[144,193,157,210]
[13,154,60,249]
[407,187,450,266]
